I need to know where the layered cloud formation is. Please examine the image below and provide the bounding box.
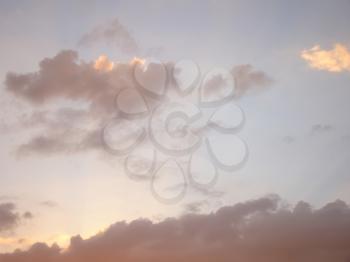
[1,196,350,261]
[4,50,272,156]
[301,44,350,72]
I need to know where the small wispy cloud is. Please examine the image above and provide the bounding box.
[301,44,350,72]
[40,201,59,208]
[78,18,139,54]
[183,200,208,213]
[311,123,334,136]
[231,64,273,97]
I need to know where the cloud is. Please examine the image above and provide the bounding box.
[5,50,138,155]
[17,130,99,156]
[311,124,334,136]
[4,51,272,156]
[231,64,273,97]
[0,203,31,233]
[193,187,226,198]
[22,212,33,220]
[301,44,350,72]
[0,203,19,233]
[202,74,228,96]
[5,50,121,110]
[94,55,115,72]
[78,18,139,54]
[2,196,350,261]
[282,136,295,144]
[40,201,59,208]
[183,200,208,213]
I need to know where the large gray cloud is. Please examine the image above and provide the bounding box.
[5,50,123,111]
[4,50,272,156]
[5,50,135,155]
[1,196,350,261]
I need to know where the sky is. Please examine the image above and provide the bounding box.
[0,0,350,261]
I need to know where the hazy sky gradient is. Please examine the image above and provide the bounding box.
[0,0,350,256]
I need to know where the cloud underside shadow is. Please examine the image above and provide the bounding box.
[1,196,350,261]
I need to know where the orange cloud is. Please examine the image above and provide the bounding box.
[94,55,114,72]
[130,56,145,66]
[301,44,350,72]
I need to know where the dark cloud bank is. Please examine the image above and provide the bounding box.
[1,196,350,262]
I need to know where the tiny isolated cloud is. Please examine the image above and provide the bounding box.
[40,201,59,208]
[301,44,350,72]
